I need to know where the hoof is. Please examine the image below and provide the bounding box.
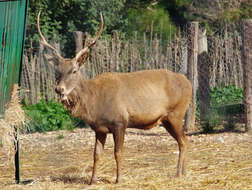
[115,176,121,184]
[175,171,187,178]
[182,170,187,176]
[175,173,182,178]
[115,177,126,184]
[89,177,98,185]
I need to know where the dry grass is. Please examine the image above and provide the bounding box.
[0,84,27,166]
[0,126,251,190]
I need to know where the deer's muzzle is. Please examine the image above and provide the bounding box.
[55,86,64,94]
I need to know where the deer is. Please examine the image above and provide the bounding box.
[37,11,192,184]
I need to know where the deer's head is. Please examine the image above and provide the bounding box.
[37,11,103,101]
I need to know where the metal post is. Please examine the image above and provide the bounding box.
[14,127,20,184]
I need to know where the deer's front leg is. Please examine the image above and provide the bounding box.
[113,127,126,184]
[90,132,107,185]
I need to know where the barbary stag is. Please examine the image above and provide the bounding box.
[37,11,192,184]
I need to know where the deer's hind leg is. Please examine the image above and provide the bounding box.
[161,111,188,177]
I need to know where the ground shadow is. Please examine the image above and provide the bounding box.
[21,179,35,185]
[126,124,246,138]
[50,175,113,185]
[186,127,246,136]
[50,175,90,184]
[3,179,38,186]
[126,130,168,137]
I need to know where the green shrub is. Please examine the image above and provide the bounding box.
[126,5,177,43]
[23,99,87,133]
[200,110,223,133]
[210,85,243,106]
[198,85,244,132]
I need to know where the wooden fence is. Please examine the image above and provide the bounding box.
[20,29,244,105]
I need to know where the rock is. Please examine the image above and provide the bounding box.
[216,136,224,143]
[173,151,179,155]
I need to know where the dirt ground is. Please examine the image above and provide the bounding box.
[0,127,251,190]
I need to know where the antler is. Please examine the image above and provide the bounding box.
[75,13,104,62]
[88,12,104,48]
[37,10,64,61]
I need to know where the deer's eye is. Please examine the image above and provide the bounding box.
[55,72,62,82]
[73,70,77,74]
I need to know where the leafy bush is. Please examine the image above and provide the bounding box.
[198,85,244,132]
[27,0,126,57]
[201,110,223,133]
[126,5,177,42]
[210,85,243,106]
[23,99,87,133]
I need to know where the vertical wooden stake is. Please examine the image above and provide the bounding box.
[74,31,83,53]
[242,19,252,133]
[198,29,211,120]
[74,31,88,78]
[184,22,198,132]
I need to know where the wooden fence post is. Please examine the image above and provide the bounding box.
[74,31,83,53]
[242,19,252,133]
[184,22,198,132]
[198,29,211,120]
[74,31,88,78]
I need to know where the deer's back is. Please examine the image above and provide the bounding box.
[87,69,191,128]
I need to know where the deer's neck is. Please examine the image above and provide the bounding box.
[67,79,96,125]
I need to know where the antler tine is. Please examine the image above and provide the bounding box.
[75,13,104,62]
[37,10,64,61]
[88,12,104,48]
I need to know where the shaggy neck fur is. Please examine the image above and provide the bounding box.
[61,78,96,125]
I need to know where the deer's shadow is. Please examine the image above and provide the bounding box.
[50,175,113,185]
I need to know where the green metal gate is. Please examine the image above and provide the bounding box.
[0,0,28,117]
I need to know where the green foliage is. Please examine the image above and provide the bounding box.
[23,99,86,133]
[198,85,244,133]
[27,0,126,57]
[201,110,223,133]
[159,0,188,26]
[27,0,63,50]
[223,116,236,131]
[210,85,243,106]
[240,1,252,19]
[221,1,252,21]
[126,5,177,42]
[26,0,252,58]
[126,0,252,33]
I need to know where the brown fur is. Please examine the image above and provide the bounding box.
[56,67,192,184]
[38,11,192,184]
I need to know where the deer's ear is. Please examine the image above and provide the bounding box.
[76,51,89,68]
[44,54,61,66]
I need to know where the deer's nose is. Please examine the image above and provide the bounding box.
[55,86,64,94]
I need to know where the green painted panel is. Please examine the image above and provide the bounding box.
[0,0,28,117]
